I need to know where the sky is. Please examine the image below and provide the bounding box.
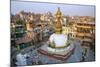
[11,1,95,17]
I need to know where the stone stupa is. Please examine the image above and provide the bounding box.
[38,7,75,60]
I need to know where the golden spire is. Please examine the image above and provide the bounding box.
[55,7,62,18]
[54,7,62,34]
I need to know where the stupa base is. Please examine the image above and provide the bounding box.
[38,44,75,61]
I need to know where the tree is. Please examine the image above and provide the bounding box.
[16,19,24,25]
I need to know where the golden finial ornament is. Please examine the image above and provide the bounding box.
[55,7,62,19]
[54,7,63,34]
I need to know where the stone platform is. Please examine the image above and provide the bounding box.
[38,43,75,61]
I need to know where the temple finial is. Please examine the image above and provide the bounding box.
[55,7,62,18]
